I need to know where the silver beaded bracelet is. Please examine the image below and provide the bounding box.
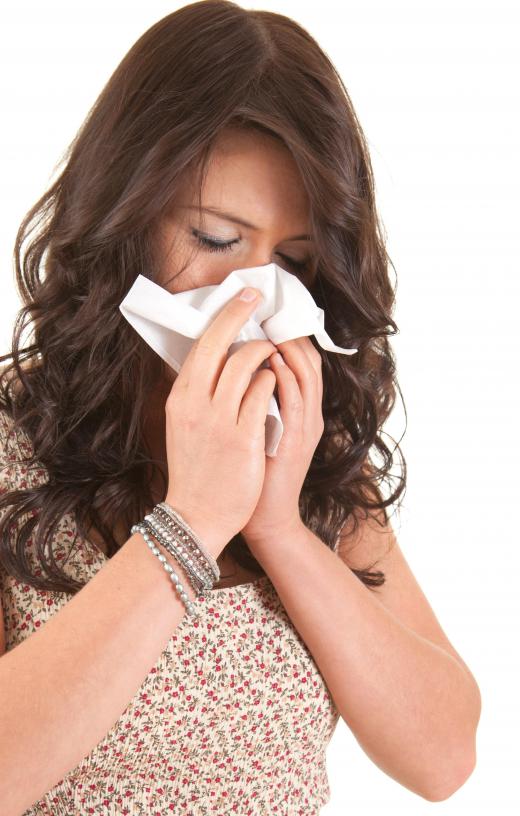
[131,501,223,617]
[131,521,200,618]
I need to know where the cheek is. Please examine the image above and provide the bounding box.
[155,228,198,291]
[166,239,227,290]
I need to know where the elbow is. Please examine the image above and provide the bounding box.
[422,749,477,802]
[424,681,481,802]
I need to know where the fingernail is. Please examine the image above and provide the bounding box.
[239,287,259,302]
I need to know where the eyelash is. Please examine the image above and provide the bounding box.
[191,229,309,273]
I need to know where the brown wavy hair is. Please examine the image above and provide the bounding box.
[0,0,406,596]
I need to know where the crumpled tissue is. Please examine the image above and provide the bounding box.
[119,262,358,456]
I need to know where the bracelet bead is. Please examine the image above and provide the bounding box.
[131,522,200,618]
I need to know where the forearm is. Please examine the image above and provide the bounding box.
[244,522,480,802]
[0,525,218,815]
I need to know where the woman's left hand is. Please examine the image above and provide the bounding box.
[240,336,325,550]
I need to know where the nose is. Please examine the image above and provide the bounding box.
[236,234,282,271]
[240,246,288,274]
[241,255,274,270]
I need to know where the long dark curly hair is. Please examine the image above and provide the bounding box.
[0,0,406,596]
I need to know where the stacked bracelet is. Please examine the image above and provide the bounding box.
[131,522,199,618]
[145,508,215,591]
[156,502,220,582]
[131,501,221,618]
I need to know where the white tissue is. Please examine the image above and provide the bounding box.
[119,262,358,456]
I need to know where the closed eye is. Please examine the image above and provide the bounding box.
[191,229,310,273]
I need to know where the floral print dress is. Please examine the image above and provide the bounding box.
[0,409,340,815]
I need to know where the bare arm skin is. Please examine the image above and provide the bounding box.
[0,524,223,816]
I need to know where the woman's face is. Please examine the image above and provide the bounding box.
[153,126,314,388]
[157,126,313,291]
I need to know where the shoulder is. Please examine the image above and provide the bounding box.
[0,362,37,462]
[0,405,45,495]
[0,407,30,462]
[0,364,18,453]
[0,407,19,460]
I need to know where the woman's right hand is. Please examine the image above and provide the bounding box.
[163,286,277,556]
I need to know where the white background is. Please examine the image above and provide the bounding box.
[1,1,518,812]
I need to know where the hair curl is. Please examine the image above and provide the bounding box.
[0,0,406,596]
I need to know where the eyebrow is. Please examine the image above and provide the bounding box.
[184,205,313,241]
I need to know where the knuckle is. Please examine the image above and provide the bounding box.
[307,341,322,366]
[240,339,274,358]
[165,395,182,416]
[178,412,199,432]
[290,393,303,411]
[255,339,275,351]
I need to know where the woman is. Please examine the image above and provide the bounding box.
[0,2,481,813]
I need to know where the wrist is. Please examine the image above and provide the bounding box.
[163,496,228,558]
[242,516,304,550]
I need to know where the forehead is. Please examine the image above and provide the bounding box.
[179,127,311,233]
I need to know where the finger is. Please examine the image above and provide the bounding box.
[273,341,323,424]
[298,336,324,404]
[269,353,304,434]
[277,336,322,372]
[213,340,278,419]
[175,287,271,397]
[238,367,277,438]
